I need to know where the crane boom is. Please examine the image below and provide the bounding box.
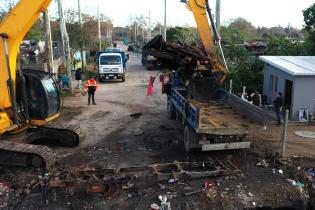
[183,0,228,82]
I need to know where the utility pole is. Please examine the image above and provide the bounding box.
[134,22,137,44]
[57,0,72,93]
[148,9,151,40]
[142,28,145,44]
[97,0,101,51]
[77,0,85,69]
[43,10,54,74]
[215,0,221,33]
[163,0,167,41]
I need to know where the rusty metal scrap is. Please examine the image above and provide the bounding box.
[47,161,241,194]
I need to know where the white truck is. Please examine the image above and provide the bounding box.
[97,48,127,82]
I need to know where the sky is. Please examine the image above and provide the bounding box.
[49,0,313,29]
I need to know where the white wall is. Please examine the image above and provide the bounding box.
[292,76,315,120]
[263,63,294,103]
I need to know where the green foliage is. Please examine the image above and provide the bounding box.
[166,26,197,43]
[267,36,308,56]
[227,17,256,40]
[222,43,265,93]
[83,69,97,79]
[220,26,245,44]
[303,3,315,31]
[303,3,315,55]
[24,20,43,41]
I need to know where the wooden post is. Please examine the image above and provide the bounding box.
[281,109,289,157]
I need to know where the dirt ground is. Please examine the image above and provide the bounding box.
[252,122,315,159]
[0,52,314,210]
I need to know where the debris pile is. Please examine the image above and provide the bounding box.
[0,182,11,209]
[142,35,221,101]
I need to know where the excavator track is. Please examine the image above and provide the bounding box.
[36,122,86,147]
[0,141,56,168]
[0,122,85,168]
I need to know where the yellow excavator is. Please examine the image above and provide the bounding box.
[0,0,84,168]
[0,0,226,168]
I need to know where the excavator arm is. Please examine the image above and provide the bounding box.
[0,0,52,134]
[182,0,228,83]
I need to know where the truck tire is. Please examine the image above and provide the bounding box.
[167,98,176,119]
[184,125,192,152]
[122,73,126,82]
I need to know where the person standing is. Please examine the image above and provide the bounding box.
[252,91,262,107]
[75,68,82,89]
[60,74,69,90]
[85,76,98,105]
[273,92,283,125]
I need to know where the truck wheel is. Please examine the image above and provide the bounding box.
[167,98,176,119]
[184,125,192,152]
[122,73,126,82]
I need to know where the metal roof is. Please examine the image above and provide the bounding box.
[259,56,315,76]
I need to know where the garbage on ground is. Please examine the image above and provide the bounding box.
[137,147,147,151]
[256,159,269,168]
[287,179,305,187]
[159,183,166,190]
[0,182,12,209]
[206,188,217,199]
[184,189,202,196]
[150,203,160,210]
[278,169,284,174]
[168,178,176,183]
[307,168,315,177]
[158,195,171,210]
[204,180,215,189]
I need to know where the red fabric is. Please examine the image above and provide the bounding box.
[85,79,98,91]
[147,76,155,96]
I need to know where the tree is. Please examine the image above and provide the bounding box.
[303,3,315,54]
[227,17,256,40]
[267,36,308,56]
[60,10,112,54]
[166,26,197,43]
[303,3,315,31]
[220,26,244,44]
[24,19,44,41]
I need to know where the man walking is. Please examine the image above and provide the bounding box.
[273,92,283,125]
[75,68,82,89]
[85,76,97,105]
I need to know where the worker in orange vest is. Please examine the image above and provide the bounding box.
[85,76,98,105]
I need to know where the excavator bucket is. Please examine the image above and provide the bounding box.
[187,76,220,102]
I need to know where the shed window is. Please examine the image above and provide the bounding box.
[274,76,278,91]
[269,75,278,91]
[269,75,274,91]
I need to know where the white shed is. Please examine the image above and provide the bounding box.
[259,56,315,120]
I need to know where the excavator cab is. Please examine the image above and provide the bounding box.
[16,69,61,122]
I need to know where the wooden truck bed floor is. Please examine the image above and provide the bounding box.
[190,100,260,135]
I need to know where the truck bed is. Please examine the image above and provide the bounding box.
[190,100,258,135]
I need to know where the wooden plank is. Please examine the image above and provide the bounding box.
[202,142,251,151]
[196,127,249,135]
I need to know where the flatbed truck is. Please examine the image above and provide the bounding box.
[163,72,267,152]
